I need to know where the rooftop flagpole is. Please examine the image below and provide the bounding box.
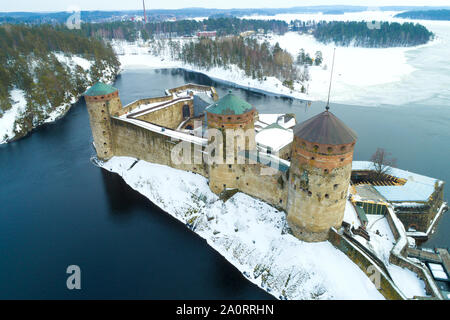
[326,48,336,111]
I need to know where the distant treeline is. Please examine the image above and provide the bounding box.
[150,37,318,91]
[313,21,433,47]
[79,18,289,41]
[0,24,119,125]
[395,9,450,21]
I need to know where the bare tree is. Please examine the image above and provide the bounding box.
[370,148,396,178]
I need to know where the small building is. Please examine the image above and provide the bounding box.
[197,31,217,38]
[351,161,447,240]
[255,123,293,160]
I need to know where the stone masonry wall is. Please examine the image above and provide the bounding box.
[110,118,208,177]
[329,229,404,300]
[135,99,194,130]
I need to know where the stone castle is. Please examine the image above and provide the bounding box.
[84,82,445,243]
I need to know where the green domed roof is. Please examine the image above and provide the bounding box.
[84,82,118,96]
[206,92,254,115]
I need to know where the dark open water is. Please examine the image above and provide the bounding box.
[0,68,448,299]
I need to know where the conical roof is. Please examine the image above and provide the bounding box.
[84,82,118,96]
[206,92,254,115]
[293,110,357,145]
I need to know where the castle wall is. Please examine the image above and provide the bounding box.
[167,83,219,101]
[135,99,194,130]
[114,95,174,117]
[329,229,405,300]
[238,164,288,210]
[110,118,208,177]
[394,184,445,232]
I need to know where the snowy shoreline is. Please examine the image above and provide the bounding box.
[97,156,385,300]
[95,156,428,300]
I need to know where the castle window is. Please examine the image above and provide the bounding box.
[325,194,329,199]
[340,158,344,162]
[327,147,333,153]
[311,157,315,160]
[313,145,319,152]
[228,164,232,169]
[334,184,339,190]
[324,169,329,174]
[227,117,231,120]
[101,110,105,113]
[279,199,283,204]
[236,177,239,180]
[103,103,106,107]
[341,146,346,152]
[307,191,312,197]
[103,143,107,146]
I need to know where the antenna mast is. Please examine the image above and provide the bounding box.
[326,48,336,111]
[143,0,147,23]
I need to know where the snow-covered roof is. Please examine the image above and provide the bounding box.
[255,124,293,152]
[258,113,296,130]
[352,161,440,203]
[428,263,448,280]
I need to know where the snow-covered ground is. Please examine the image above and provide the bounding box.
[98,155,431,299]
[98,156,384,300]
[0,89,27,144]
[0,53,115,144]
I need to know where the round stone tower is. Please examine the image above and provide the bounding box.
[286,109,357,242]
[84,82,123,160]
[206,91,256,194]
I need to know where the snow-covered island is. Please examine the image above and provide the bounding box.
[82,79,447,300]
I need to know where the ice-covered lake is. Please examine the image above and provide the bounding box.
[243,11,450,107]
